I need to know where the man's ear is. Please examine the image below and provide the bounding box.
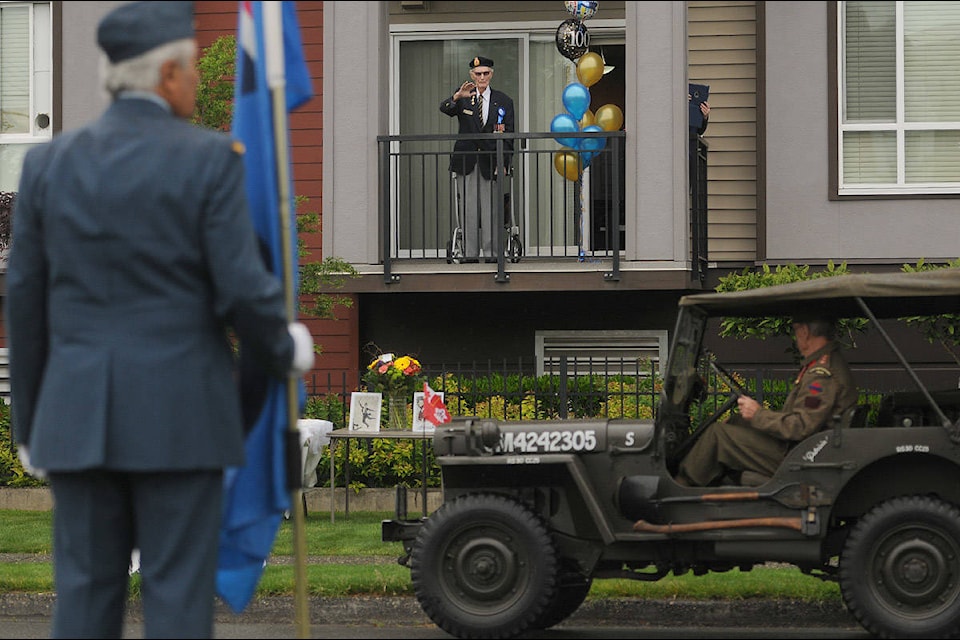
[156,59,179,95]
[160,59,178,81]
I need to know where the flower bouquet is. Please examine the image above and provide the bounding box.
[362,352,424,429]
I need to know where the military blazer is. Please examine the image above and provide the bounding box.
[440,87,515,179]
[749,342,858,442]
[6,98,293,472]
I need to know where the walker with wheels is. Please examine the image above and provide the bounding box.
[446,170,522,264]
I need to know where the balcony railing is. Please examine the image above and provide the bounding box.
[376,131,708,284]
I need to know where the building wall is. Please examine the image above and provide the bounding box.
[321,1,389,266]
[60,2,117,133]
[195,2,358,389]
[763,2,960,264]
[387,1,625,24]
[689,0,758,263]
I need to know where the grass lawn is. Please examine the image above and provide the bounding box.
[0,509,842,602]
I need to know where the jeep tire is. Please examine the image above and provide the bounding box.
[839,495,960,639]
[530,571,592,630]
[409,493,559,639]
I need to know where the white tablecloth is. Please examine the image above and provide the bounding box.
[298,419,334,488]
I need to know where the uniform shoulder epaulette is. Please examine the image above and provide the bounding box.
[231,140,246,155]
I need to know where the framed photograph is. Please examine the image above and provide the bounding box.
[348,392,382,432]
[412,390,443,432]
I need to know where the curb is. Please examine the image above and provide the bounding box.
[0,486,441,514]
[0,593,860,629]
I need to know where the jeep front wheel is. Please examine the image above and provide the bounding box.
[410,493,559,639]
[839,495,960,638]
[530,572,592,630]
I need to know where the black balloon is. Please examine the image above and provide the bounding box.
[555,18,589,62]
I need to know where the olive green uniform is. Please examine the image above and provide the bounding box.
[677,342,857,486]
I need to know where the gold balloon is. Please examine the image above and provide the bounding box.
[580,109,595,129]
[576,52,604,88]
[554,151,582,181]
[595,103,624,132]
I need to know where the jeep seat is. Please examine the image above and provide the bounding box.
[736,404,870,487]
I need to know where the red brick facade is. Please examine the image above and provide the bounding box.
[195,1,358,391]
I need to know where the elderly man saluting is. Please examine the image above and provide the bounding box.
[440,55,515,263]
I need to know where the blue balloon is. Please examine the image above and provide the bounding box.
[580,150,596,168]
[580,124,607,153]
[550,113,581,149]
[562,82,591,121]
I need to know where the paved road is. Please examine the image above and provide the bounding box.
[1,620,872,639]
[1,592,866,638]
[0,551,866,637]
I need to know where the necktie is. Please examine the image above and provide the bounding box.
[477,93,485,125]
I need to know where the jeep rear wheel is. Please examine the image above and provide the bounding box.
[839,495,960,638]
[410,493,559,639]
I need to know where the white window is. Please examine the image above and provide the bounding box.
[0,1,53,191]
[839,1,960,195]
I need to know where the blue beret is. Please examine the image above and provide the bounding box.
[97,1,195,63]
[469,56,494,69]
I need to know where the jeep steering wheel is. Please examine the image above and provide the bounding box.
[709,358,748,398]
[670,358,745,465]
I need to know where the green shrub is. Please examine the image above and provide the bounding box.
[0,402,45,488]
[303,393,348,428]
[715,262,870,360]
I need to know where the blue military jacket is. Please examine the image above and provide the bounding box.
[6,98,293,471]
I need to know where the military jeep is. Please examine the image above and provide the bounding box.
[382,269,960,639]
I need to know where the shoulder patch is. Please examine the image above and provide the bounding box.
[231,140,246,155]
[809,366,832,377]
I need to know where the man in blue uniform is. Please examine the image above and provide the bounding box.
[440,55,515,263]
[5,3,314,637]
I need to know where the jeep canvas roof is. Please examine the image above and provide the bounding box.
[678,268,960,319]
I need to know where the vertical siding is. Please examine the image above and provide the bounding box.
[194,2,354,387]
[688,0,758,262]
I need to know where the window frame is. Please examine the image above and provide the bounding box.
[0,0,55,192]
[388,20,626,258]
[831,0,960,198]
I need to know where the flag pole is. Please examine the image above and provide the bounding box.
[263,3,310,638]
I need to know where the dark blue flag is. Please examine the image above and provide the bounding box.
[216,0,313,614]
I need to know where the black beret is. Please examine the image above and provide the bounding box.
[469,56,494,69]
[97,1,195,63]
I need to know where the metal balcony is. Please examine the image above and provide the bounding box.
[376,131,707,285]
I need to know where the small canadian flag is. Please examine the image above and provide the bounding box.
[422,383,451,427]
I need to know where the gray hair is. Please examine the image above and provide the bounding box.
[101,38,195,97]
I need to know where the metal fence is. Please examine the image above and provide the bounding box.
[303,357,809,429]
